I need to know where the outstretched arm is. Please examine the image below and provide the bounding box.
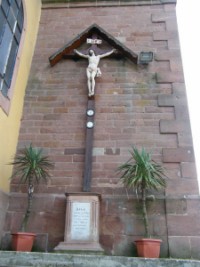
[74,49,89,59]
[99,49,116,59]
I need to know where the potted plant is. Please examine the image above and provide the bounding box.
[10,144,54,252]
[118,146,167,258]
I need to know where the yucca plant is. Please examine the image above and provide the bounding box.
[118,147,167,238]
[10,144,54,232]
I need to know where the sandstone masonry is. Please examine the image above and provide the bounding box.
[3,0,200,259]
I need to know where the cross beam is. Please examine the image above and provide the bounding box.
[83,97,95,192]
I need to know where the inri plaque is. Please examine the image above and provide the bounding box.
[71,202,91,240]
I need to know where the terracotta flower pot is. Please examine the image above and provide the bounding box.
[135,238,162,258]
[11,232,36,252]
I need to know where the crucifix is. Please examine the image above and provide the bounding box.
[49,24,138,192]
[74,35,116,192]
[74,37,115,97]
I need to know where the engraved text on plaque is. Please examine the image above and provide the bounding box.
[71,202,91,240]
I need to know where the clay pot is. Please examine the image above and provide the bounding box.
[11,232,36,252]
[135,238,162,258]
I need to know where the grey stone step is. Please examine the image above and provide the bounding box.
[0,251,200,267]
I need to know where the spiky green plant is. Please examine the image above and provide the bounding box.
[118,147,166,238]
[10,144,54,232]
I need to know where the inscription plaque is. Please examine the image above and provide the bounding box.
[71,202,91,240]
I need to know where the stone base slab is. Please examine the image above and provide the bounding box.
[54,241,104,254]
[54,192,104,253]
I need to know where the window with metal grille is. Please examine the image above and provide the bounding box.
[0,0,24,97]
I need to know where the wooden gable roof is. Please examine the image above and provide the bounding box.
[49,23,138,66]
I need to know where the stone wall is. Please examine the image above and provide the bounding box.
[4,194,200,258]
[4,0,200,258]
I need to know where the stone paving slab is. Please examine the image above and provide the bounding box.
[0,251,200,267]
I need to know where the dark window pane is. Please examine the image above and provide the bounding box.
[1,81,9,97]
[1,0,10,17]
[0,77,3,91]
[17,4,23,30]
[7,8,16,32]
[4,38,18,87]
[0,23,12,75]
[11,0,18,18]
[15,0,22,8]
[14,24,20,43]
[0,8,6,43]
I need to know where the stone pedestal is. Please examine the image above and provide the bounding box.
[54,192,104,253]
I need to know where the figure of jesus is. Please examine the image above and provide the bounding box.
[74,48,115,96]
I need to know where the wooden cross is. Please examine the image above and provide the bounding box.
[76,35,115,192]
[49,25,138,191]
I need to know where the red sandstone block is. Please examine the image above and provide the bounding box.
[50,178,72,186]
[34,107,54,114]
[37,96,57,101]
[155,134,177,148]
[190,237,200,259]
[170,59,184,72]
[64,148,85,155]
[181,162,197,178]
[23,114,43,120]
[166,18,178,31]
[19,134,37,141]
[54,107,69,113]
[151,61,170,72]
[168,237,191,259]
[91,186,115,195]
[8,194,27,211]
[40,128,56,134]
[168,40,180,50]
[175,105,190,120]
[155,50,181,62]
[163,147,195,163]
[151,12,175,22]
[158,93,186,107]
[43,114,61,120]
[105,148,120,155]
[186,199,200,215]
[73,154,84,162]
[101,215,124,235]
[153,31,177,41]
[4,211,23,232]
[151,13,166,22]
[44,211,65,234]
[166,199,187,215]
[167,215,200,236]
[156,71,184,83]
[32,195,56,212]
[32,133,53,141]
[177,133,193,147]
[166,178,199,195]
[42,141,61,148]
[52,169,80,178]
[159,120,191,133]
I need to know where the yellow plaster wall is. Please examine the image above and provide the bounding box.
[0,0,41,192]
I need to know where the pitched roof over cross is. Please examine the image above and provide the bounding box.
[49,23,138,66]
